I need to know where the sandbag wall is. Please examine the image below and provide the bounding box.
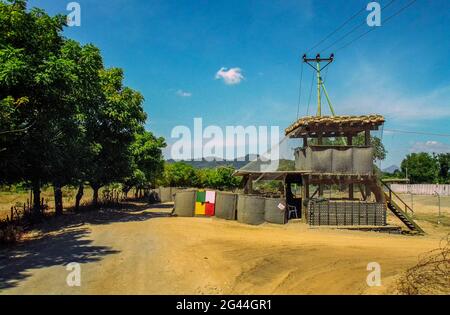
[264,197,287,224]
[173,190,197,217]
[215,192,238,220]
[295,146,374,175]
[172,190,288,226]
[237,195,266,225]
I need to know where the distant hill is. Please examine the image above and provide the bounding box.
[383,165,400,174]
[166,156,295,171]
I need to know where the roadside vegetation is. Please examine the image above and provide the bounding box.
[0,0,166,242]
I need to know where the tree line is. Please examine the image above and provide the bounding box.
[158,162,242,191]
[397,153,450,184]
[0,0,166,217]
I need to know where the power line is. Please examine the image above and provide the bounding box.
[320,0,397,53]
[296,62,304,119]
[306,6,366,53]
[384,129,450,138]
[335,0,418,52]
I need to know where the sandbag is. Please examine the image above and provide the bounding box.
[237,195,265,225]
[174,190,196,217]
[215,192,238,220]
[264,198,287,224]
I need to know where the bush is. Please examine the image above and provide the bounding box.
[0,225,24,245]
[397,234,450,295]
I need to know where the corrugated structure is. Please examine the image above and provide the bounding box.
[308,200,386,226]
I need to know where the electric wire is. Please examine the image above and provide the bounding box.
[320,0,397,53]
[334,0,418,52]
[306,5,367,53]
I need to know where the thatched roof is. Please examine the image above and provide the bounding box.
[285,115,385,138]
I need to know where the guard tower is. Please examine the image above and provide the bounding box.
[234,54,424,233]
[286,114,387,226]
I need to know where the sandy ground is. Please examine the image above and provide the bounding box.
[1,201,448,295]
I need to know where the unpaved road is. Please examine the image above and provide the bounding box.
[0,202,446,295]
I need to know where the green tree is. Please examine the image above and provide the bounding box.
[160,162,199,187]
[0,0,73,216]
[124,130,166,196]
[84,68,147,205]
[401,153,438,184]
[436,153,450,184]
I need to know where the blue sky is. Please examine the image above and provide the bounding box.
[28,0,450,167]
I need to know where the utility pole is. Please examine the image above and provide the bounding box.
[303,54,335,117]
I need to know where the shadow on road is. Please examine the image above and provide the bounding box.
[0,202,173,291]
[0,227,119,290]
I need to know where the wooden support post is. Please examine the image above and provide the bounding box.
[303,136,308,148]
[317,133,324,197]
[347,135,354,200]
[347,135,353,146]
[365,129,371,146]
[243,175,250,194]
[303,177,310,221]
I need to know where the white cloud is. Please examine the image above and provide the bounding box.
[176,90,192,97]
[215,67,244,85]
[410,140,450,154]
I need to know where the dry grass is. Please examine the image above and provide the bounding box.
[0,186,98,220]
[397,234,450,295]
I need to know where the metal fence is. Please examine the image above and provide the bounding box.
[390,184,450,196]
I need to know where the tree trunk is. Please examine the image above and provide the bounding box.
[75,184,84,212]
[32,179,41,217]
[54,183,63,216]
[92,184,100,207]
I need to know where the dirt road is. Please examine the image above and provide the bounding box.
[0,202,446,295]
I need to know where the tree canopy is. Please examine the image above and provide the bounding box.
[0,0,166,215]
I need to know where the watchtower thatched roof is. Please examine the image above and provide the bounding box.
[285,115,385,138]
